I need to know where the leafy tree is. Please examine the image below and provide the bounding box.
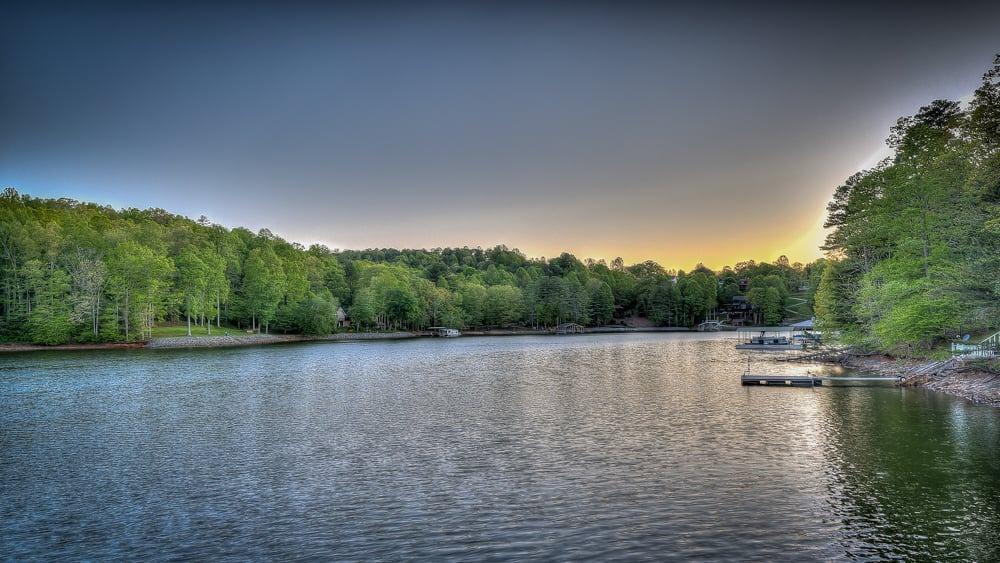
[349,287,379,330]
[419,283,464,328]
[242,246,285,333]
[531,276,567,327]
[458,282,488,327]
[587,280,615,326]
[106,241,173,340]
[814,259,856,333]
[24,260,73,344]
[200,248,228,332]
[384,286,420,329]
[562,273,590,326]
[296,295,338,335]
[816,55,1000,353]
[648,280,678,326]
[176,249,208,336]
[68,251,107,340]
[483,285,523,327]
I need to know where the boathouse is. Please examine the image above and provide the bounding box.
[554,323,585,334]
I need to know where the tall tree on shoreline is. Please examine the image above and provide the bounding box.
[107,241,173,341]
[242,246,285,333]
[817,55,1000,353]
[177,249,208,337]
[69,250,107,340]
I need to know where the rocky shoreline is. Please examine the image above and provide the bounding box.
[846,354,1000,407]
[788,348,1000,407]
[0,341,149,352]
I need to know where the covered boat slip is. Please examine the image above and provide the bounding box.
[735,327,805,350]
[733,319,821,350]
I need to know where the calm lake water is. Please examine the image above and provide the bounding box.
[2,333,998,561]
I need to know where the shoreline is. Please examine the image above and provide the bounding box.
[787,349,1000,407]
[0,326,693,353]
[850,354,999,408]
[0,341,150,352]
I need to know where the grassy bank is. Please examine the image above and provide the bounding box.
[150,324,245,338]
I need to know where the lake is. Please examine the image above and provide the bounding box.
[2,333,998,561]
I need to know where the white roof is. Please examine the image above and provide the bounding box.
[789,317,815,329]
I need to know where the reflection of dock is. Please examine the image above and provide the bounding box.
[740,374,902,386]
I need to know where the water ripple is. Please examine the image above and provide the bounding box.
[1,333,998,561]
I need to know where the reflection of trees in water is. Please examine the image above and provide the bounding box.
[818,388,1000,560]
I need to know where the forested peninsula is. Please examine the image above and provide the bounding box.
[816,55,1000,355]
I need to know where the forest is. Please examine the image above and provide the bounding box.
[0,190,816,345]
[816,55,1000,354]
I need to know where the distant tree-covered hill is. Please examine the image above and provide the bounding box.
[0,190,817,344]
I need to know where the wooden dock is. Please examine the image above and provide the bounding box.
[741,374,902,386]
[742,374,818,386]
[736,343,804,351]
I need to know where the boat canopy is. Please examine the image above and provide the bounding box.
[789,317,815,330]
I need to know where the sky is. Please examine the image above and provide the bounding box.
[2,1,999,269]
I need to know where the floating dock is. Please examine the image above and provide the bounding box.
[741,374,902,386]
[741,374,819,386]
[735,343,804,351]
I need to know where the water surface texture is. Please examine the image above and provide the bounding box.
[2,333,999,561]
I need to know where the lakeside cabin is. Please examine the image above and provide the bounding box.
[718,295,752,326]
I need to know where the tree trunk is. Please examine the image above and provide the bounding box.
[93,292,101,337]
[187,310,191,336]
[124,289,130,340]
[921,208,930,277]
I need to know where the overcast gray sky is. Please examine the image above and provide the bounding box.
[3,1,999,268]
